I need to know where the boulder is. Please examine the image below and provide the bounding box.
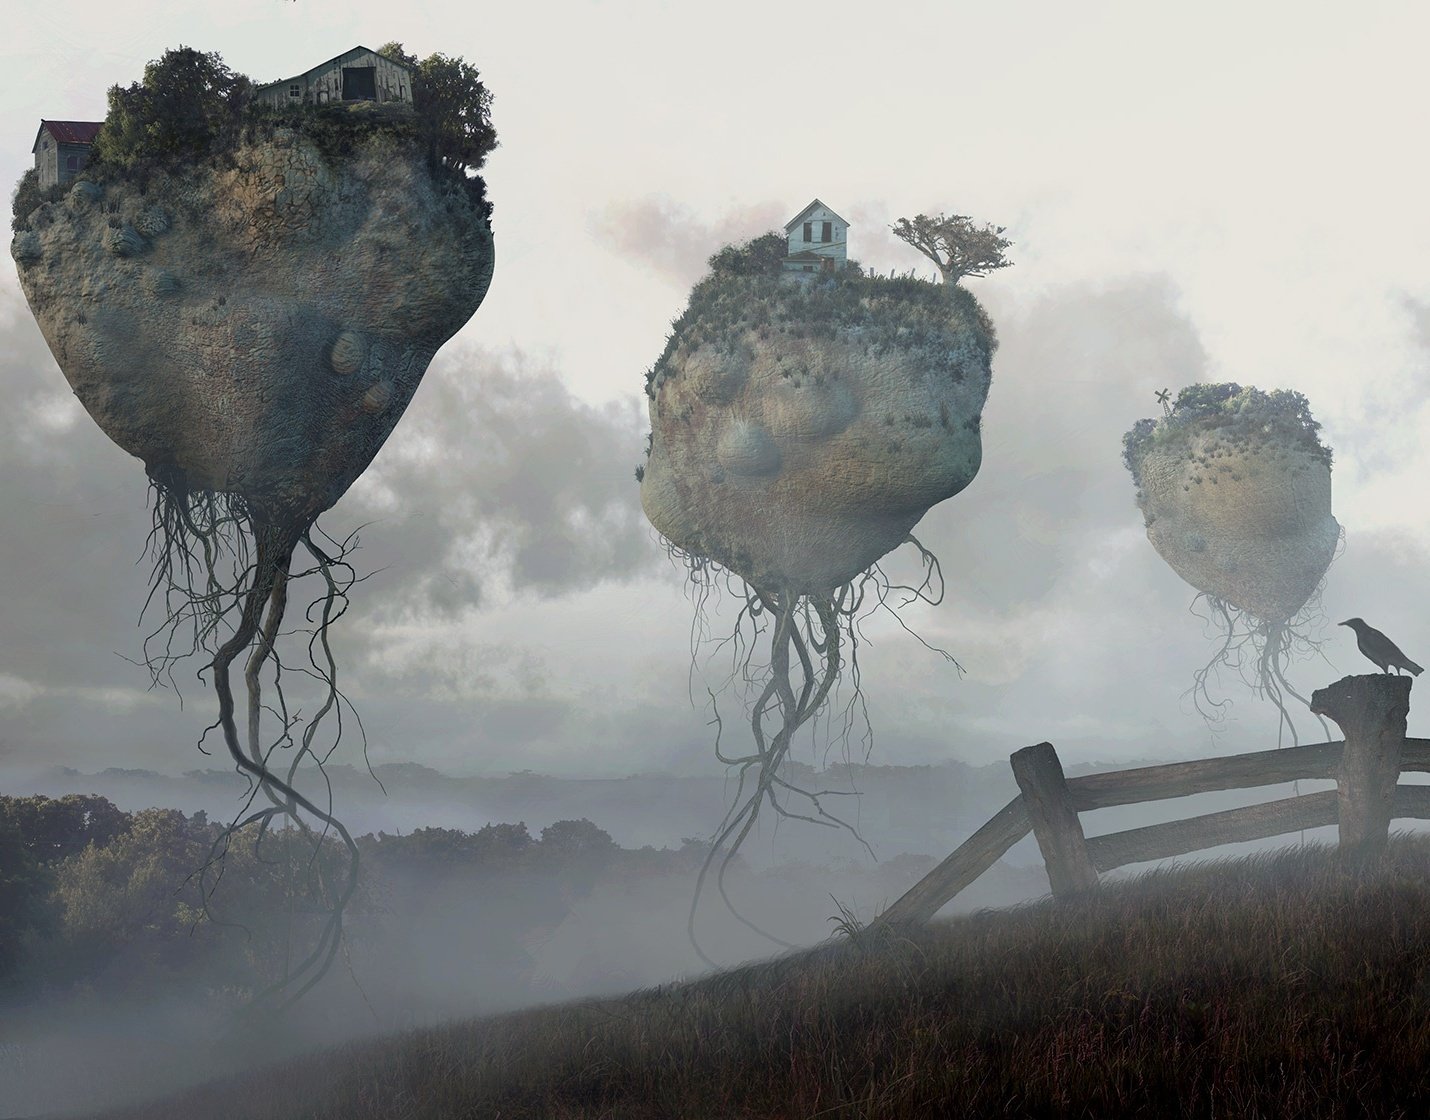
[12,126,494,527]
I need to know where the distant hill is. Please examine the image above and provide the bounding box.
[1,750,1355,873]
[0,757,1026,869]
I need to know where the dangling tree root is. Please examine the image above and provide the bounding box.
[140,482,367,1009]
[679,535,959,969]
[1185,592,1333,750]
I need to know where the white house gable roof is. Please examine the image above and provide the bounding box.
[784,198,849,232]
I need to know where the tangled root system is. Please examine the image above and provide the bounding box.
[1184,585,1336,750]
[139,479,372,1010]
[675,535,960,968]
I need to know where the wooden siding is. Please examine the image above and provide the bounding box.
[255,47,414,110]
[784,202,847,262]
[34,131,95,189]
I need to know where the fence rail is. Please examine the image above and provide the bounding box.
[877,674,1418,929]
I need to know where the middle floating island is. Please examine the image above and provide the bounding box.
[640,245,996,594]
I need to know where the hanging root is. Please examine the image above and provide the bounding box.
[678,536,956,969]
[1183,591,1333,749]
[141,481,368,1010]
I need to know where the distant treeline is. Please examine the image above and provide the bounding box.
[0,793,715,1003]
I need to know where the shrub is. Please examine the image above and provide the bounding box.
[10,167,66,232]
[707,231,788,276]
[1122,382,1333,488]
[644,255,996,399]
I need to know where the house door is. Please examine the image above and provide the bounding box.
[342,66,377,101]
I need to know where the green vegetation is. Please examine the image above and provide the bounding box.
[13,42,497,229]
[76,837,1430,1119]
[0,793,702,1002]
[644,246,996,400]
[375,43,497,179]
[10,168,66,232]
[90,46,251,172]
[1123,382,1335,490]
[891,211,1013,285]
[705,230,791,276]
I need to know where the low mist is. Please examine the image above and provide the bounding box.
[8,753,1419,1117]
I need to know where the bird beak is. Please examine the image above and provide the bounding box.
[1337,620,1350,627]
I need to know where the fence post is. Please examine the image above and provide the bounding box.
[1010,742,1099,897]
[1311,674,1413,860]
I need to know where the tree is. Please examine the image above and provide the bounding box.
[0,815,52,985]
[890,211,1013,285]
[708,231,788,276]
[0,793,130,861]
[378,42,498,177]
[90,46,251,171]
[539,818,616,857]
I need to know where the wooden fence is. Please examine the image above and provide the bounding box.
[877,673,1417,927]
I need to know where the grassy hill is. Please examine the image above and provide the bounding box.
[78,837,1430,1119]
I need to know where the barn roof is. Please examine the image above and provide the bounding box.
[256,44,414,92]
[784,198,850,232]
[32,120,103,152]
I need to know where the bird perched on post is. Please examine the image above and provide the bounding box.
[1339,618,1424,676]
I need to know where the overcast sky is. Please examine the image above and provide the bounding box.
[3,1,1428,782]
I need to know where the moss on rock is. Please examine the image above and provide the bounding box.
[641,269,995,593]
[1124,384,1338,624]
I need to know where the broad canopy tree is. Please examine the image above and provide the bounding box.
[891,212,1013,285]
[91,46,251,170]
[378,42,498,176]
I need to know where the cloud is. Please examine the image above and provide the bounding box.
[589,195,788,288]
[341,343,659,618]
[5,261,1428,781]
[0,294,666,769]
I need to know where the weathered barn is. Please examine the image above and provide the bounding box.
[253,46,415,111]
[783,199,849,274]
[32,121,103,189]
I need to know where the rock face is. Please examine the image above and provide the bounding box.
[1137,430,1339,623]
[641,276,992,593]
[11,126,494,527]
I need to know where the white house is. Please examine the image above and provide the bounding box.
[782,198,849,275]
[253,46,415,111]
[31,120,103,189]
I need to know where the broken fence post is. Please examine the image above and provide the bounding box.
[1311,673,1412,860]
[1010,741,1099,897]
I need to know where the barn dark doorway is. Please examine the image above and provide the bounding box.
[342,66,377,101]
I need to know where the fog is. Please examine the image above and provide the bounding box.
[0,758,1056,1116]
[11,757,1427,1115]
[5,1,1430,1115]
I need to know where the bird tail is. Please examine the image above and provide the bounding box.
[1410,660,1425,677]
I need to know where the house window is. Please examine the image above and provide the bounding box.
[802,222,812,243]
[289,84,301,98]
[821,221,832,243]
[66,155,78,172]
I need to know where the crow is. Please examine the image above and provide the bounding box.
[1339,618,1424,676]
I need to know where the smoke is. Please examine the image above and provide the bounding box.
[590,195,789,288]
